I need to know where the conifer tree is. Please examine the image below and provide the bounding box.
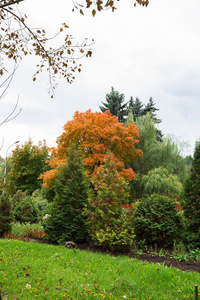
[44,144,89,244]
[182,140,200,247]
[0,195,13,236]
[99,87,128,122]
[132,97,144,121]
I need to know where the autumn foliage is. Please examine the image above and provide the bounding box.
[40,110,142,189]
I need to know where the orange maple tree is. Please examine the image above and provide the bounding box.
[40,110,142,189]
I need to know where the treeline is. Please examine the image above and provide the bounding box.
[0,88,199,251]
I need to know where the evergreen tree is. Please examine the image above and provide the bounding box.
[44,144,89,244]
[143,97,161,123]
[0,195,13,236]
[99,87,128,122]
[182,140,200,247]
[132,97,144,120]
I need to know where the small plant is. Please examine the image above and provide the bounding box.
[28,229,47,239]
[3,233,30,242]
[11,222,45,238]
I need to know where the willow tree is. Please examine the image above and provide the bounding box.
[141,167,183,197]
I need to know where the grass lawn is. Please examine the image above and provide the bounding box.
[0,239,199,299]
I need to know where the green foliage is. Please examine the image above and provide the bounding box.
[5,139,49,196]
[11,221,44,237]
[30,189,50,217]
[153,135,188,183]
[134,194,183,247]
[141,167,183,197]
[85,153,135,251]
[0,195,13,236]
[142,97,161,124]
[14,196,39,224]
[133,113,158,175]
[181,140,200,248]
[99,87,128,122]
[10,190,27,212]
[43,144,89,244]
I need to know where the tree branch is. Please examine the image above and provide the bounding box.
[0,0,24,9]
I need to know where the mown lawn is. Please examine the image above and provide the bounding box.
[0,239,199,299]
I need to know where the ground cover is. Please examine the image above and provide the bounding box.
[0,239,200,299]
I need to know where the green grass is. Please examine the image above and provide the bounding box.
[0,239,200,299]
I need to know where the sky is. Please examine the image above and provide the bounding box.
[1,0,200,158]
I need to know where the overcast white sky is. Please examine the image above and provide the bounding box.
[1,0,200,158]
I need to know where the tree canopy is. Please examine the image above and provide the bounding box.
[4,139,49,196]
[40,110,142,190]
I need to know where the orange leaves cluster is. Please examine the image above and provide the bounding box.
[41,110,142,189]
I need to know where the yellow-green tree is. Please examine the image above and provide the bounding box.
[142,167,183,197]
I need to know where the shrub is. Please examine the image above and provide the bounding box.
[85,153,135,251]
[181,140,200,248]
[134,194,183,247]
[14,196,39,224]
[43,144,89,244]
[0,195,13,236]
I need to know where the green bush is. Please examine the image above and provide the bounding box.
[0,195,13,236]
[134,194,183,247]
[85,153,135,251]
[14,196,39,224]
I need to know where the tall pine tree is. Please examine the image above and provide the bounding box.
[100,87,128,123]
[44,144,89,244]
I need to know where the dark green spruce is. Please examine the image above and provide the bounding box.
[44,144,89,244]
[100,87,128,123]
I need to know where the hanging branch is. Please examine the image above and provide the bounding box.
[0,96,22,127]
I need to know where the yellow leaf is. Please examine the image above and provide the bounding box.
[92,9,96,17]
